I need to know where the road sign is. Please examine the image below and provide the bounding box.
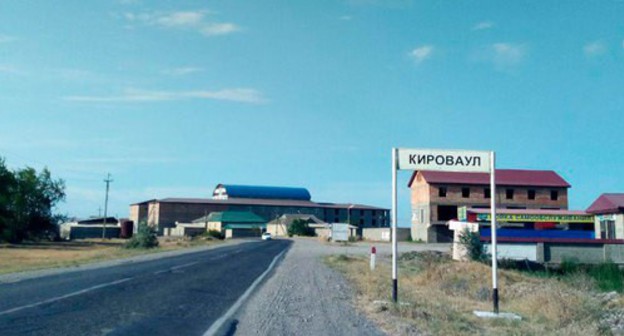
[391,147,499,314]
[397,148,490,173]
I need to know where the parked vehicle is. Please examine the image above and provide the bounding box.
[261,232,272,240]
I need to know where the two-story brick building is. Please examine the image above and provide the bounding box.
[409,169,571,242]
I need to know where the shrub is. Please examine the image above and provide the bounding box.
[204,229,225,240]
[348,235,361,242]
[287,219,315,237]
[458,228,486,262]
[125,221,159,249]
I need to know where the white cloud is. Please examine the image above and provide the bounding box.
[0,35,16,43]
[491,43,526,68]
[339,15,353,21]
[471,42,527,71]
[64,87,268,104]
[155,11,207,27]
[472,21,494,31]
[584,41,607,57]
[409,45,434,64]
[200,23,240,36]
[123,10,240,37]
[162,67,204,76]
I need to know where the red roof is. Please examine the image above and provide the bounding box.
[408,169,570,188]
[586,193,624,214]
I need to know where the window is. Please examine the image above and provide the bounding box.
[334,209,339,215]
[334,217,339,222]
[437,205,458,221]
[528,189,536,200]
[461,187,470,198]
[551,190,559,201]
[438,187,447,197]
[359,218,364,225]
[372,219,377,226]
[506,189,514,200]
[484,188,491,199]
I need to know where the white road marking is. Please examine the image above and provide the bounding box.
[170,261,199,271]
[203,249,287,336]
[0,277,134,316]
[153,261,200,275]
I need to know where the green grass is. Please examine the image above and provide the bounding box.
[510,260,624,293]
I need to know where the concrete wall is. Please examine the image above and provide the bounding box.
[267,223,288,236]
[225,228,261,239]
[362,228,411,242]
[544,243,605,263]
[484,243,537,261]
[480,242,624,264]
[68,226,120,240]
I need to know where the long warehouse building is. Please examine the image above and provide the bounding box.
[130,184,390,235]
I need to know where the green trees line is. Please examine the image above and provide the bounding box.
[0,158,65,243]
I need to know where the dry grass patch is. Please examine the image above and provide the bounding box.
[0,237,222,275]
[326,252,621,335]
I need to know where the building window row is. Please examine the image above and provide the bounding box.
[438,187,560,201]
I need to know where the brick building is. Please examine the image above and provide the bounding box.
[409,169,571,242]
[130,184,389,235]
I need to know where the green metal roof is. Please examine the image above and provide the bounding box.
[223,223,267,230]
[204,211,266,224]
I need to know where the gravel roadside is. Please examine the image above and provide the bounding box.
[232,238,450,336]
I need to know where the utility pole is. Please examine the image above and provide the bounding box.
[102,173,113,240]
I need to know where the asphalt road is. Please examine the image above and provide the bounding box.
[0,239,291,336]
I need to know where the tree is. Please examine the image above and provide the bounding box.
[0,158,65,243]
[0,159,16,241]
[287,219,315,237]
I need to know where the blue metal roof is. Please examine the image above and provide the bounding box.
[217,184,311,201]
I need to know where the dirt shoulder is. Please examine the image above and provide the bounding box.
[232,238,447,336]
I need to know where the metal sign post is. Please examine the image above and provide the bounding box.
[391,148,496,312]
[489,151,498,314]
[391,148,398,302]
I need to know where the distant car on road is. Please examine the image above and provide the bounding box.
[261,232,272,240]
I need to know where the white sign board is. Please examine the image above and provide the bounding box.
[381,230,390,241]
[331,223,349,242]
[397,148,491,173]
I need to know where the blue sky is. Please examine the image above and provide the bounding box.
[1,1,623,224]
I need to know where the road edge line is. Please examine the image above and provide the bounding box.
[203,248,287,336]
